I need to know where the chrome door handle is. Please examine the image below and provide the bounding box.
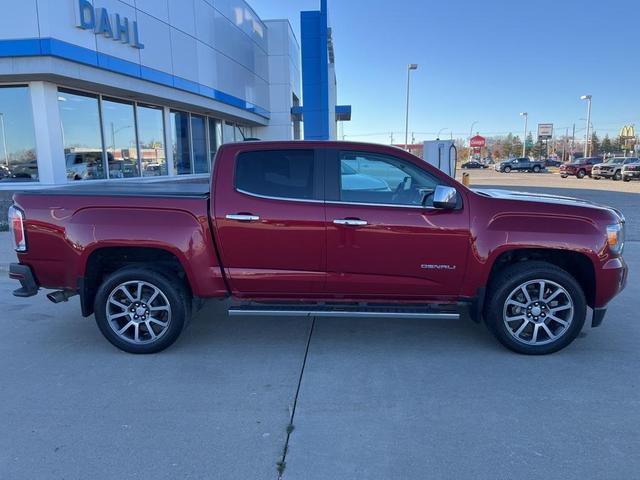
[226,214,260,222]
[333,219,368,226]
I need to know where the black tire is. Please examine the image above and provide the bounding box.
[576,169,586,179]
[623,176,631,182]
[94,266,191,354]
[560,174,568,178]
[504,166,512,173]
[533,165,541,173]
[484,261,586,355]
[613,170,622,181]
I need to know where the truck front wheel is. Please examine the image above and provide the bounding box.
[94,267,191,354]
[484,261,586,355]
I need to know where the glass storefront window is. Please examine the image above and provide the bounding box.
[137,104,167,177]
[191,114,208,174]
[171,111,191,175]
[208,118,222,164]
[0,86,38,182]
[58,89,106,181]
[102,97,139,178]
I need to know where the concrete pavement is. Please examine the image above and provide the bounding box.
[1,185,638,479]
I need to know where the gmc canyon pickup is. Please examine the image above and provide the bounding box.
[8,141,628,355]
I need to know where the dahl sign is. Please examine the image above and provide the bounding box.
[76,0,144,49]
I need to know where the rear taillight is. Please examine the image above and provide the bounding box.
[8,205,26,252]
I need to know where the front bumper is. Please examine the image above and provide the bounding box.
[623,171,640,180]
[9,263,38,297]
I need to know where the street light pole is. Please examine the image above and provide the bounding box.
[404,64,418,150]
[437,127,448,140]
[0,113,8,166]
[581,95,592,157]
[519,112,528,157]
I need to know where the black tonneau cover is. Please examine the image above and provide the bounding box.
[23,179,210,199]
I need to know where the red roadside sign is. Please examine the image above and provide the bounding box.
[470,135,486,148]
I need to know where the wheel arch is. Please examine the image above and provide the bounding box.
[80,246,191,317]
[485,248,596,308]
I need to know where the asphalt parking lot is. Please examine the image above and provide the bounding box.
[1,177,639,479]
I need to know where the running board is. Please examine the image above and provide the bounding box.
[228,303,460,320]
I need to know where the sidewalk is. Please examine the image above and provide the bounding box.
[0,232,13,271]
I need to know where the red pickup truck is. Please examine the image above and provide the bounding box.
[8,141,627,355]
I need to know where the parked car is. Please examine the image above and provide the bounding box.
[9,141,627,355]
[559,157,601,179]
[544,158,563,168]
[592,157,639,181]
[622,159,640,182]
[495,157,545,173]
[461,160,488,169]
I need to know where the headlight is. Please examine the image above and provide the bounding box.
[607,223,625,255]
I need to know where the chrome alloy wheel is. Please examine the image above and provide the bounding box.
[106,280,172,345]
[502,279,574,346]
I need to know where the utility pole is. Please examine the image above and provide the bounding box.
[390,132,394,145]
[581,95,592,157]
[0,113,8,166]
[404,64,418,150]
[562,127,568,162]
[571,123,575,160]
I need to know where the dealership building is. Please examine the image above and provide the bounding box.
[0,0,349,188]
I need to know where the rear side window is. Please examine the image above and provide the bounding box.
[235,150,316,200]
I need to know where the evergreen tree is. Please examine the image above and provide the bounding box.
[525,132,534,157]
[601,134,613,154]
[590,132,600,156]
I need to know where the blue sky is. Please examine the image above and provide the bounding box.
[251,0,639,144]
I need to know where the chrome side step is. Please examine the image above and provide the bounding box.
[228,304,460,320]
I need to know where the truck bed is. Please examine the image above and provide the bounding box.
[22,179,210,199]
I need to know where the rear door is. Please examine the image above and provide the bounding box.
[324,149,470,300]
[213,147,326,296]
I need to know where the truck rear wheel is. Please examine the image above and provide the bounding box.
[94,266,191,354]
[533,165,541,173]
[484,261,586,355]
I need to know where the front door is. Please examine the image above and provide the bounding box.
[324,149,470,300]
[213,147,325,297]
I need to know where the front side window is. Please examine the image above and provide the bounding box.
[0,86,38,182]
[339,151,438,206]
[102,97,139,178]
[236,150,316,200]
[58,89,105,181]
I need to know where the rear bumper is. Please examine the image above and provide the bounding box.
[9,263,38,297]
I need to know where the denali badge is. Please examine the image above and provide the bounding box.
[421,264,457,270]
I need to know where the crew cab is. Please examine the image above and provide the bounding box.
[8,141,628,355]
[592,157,640,181]
[495,157,545,173]
[560,156,601,178]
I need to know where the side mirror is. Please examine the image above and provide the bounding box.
[432,185,458,209]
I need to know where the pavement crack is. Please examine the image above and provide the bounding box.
[277,316,316,479]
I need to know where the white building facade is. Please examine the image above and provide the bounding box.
[0,0,302,187]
